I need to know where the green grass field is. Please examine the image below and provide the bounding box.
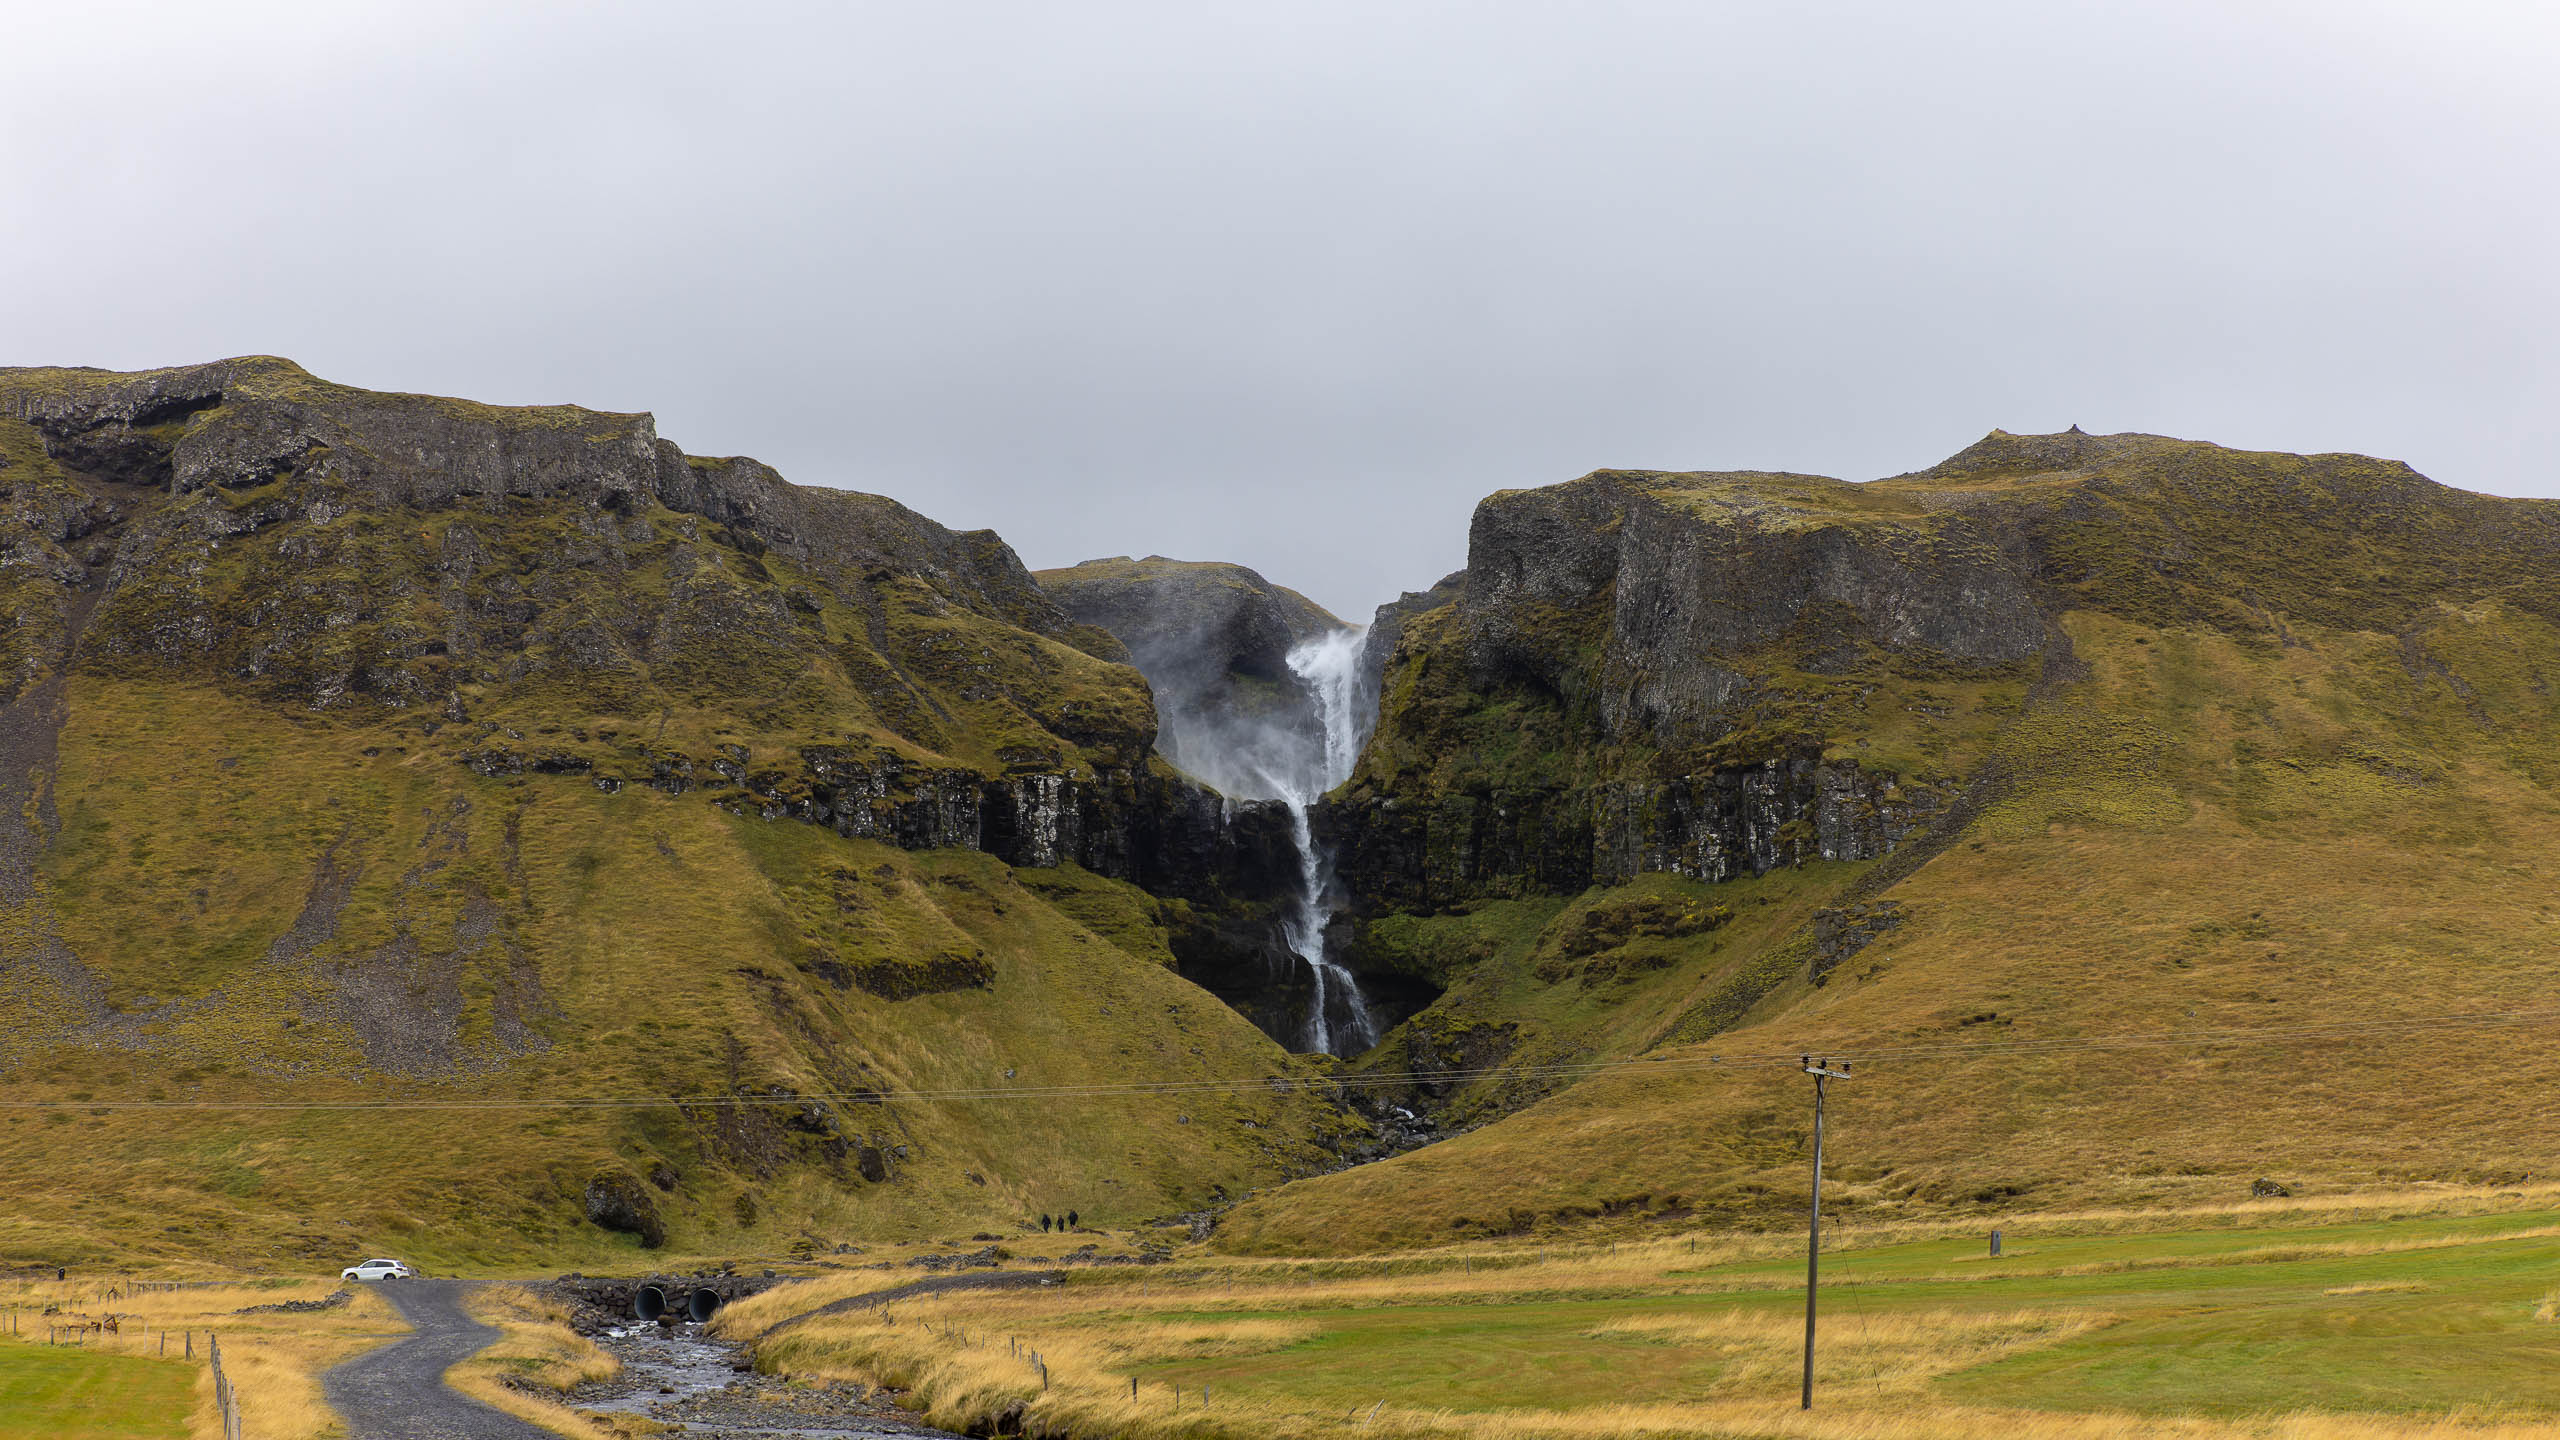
[1146,1214,2560,1419]
[0,1344,192,1440]
[731,1194,2560,1438]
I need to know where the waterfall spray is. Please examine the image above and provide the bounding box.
[1278,627,1376,1055]
[1113,605,1381,1059]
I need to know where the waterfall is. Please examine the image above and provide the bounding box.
[1277,627,1376,1056]
[1128,613,1379,1058]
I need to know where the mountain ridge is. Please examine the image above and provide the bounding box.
[0,357,1353,1268]
[4,357,2555,1268]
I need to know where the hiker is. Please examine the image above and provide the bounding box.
[1040,1214,1052,1232]
[1067,1210,1079,1229]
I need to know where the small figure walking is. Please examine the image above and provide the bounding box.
[1040,1214,1052,1232]
[1067,1210,1079,1229]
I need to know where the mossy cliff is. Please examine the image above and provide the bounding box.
[0,359,1347,1266]
[1328,427,2560,910]
[1219,430,2560,1250]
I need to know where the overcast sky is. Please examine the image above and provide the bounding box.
[6,2,2556,619]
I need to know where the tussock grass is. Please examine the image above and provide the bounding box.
[444,1284,619,1440]
[1580,1307,2113,1393]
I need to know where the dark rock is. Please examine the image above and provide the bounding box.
[1321,752,1942,913]
[584,1170,667,1248]
[1808,900,1905,986]
[235,1288,353,1314]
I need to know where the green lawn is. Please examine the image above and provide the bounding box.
[0,1343,192,1440]
[1131,1209,2560,1419]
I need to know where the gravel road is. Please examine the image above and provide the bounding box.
[748,1267,1067,1342]
[323,1280,555,1440]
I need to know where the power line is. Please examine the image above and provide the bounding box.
[1706,1001,2560,1067]
[1798,1055,1851,1411]
[2,999,2553,1111]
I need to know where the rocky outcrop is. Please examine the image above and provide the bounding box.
[1320,752,1944,911]
[1040,556,1335,672]
[3,358,1079,643]
[1325,467,2034,910]
[1458,469,2048,745]
[0,359,1318,908]
[584,1170,668,1248]
[1352,570,1462,743]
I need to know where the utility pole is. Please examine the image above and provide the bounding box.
[1802,1055,1851,1411]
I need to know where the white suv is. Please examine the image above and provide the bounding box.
[341,1258,415,1282]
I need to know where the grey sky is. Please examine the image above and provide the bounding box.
[7,1,2555,620]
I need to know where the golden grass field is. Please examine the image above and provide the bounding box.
[445,1284,622,1440]
[717,1185,2560,1439]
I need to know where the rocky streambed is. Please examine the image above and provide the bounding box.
[561,1320,963,1439]
[540,1269,1089,1438]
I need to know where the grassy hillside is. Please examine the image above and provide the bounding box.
[1255,434,2560,1253]
[0,360,1349,1267]
[0,686,1348,1273]
[9,358,2556,1289]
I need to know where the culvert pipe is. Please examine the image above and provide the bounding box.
[634,1284,666,1322]
[687,1288,721,1323]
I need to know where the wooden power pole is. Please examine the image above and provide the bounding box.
[1802,1055,1851,1410]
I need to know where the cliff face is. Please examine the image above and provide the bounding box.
[1221,435,2560,1252]
[1322,464,2047,915]
[0,358,1305,897]
[0,359,1344,1263]
[1322,750,1947,911]
[1327,429,2560,915]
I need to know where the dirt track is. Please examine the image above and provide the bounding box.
[322,1280,553,1440]
[750,1267,1068,1341]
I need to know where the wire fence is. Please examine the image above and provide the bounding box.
[210,1332,243,1440]
[7,1292,243,1437]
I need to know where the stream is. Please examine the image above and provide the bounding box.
[566,1321,963,1439]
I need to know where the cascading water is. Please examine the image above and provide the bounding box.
[1127,613,1381,1058]
[1276,627,1377,1056]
